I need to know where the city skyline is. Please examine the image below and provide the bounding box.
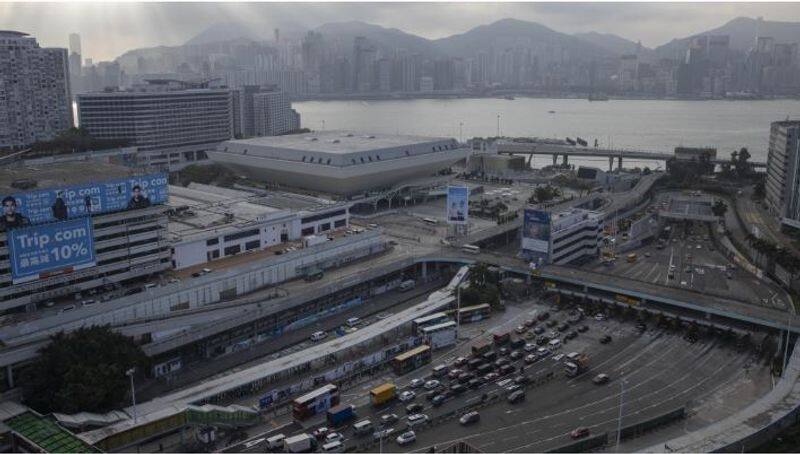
[4,2,800,62]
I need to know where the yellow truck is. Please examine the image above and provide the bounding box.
[370,383,396,406]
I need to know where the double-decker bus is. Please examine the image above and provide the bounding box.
[420,321,457,349]
[457,303,492,324]
[292,384,340,421]
[412,312,450,333]
[392,344,432,375]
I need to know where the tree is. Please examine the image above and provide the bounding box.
[754,180,766,200]
[712,200,728,217]
[21,326,147,414]
[733,147,753,178]
[530,185,561,204]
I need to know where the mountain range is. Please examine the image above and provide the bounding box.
[119,16,800,65]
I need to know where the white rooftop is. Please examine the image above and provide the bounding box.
[224,131,456,155]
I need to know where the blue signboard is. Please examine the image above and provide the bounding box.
[522,209,551,255]
[0,173,168,227]
[7,218,96,284]
[446,186,469,225]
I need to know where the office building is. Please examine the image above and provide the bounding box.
[77,79,233,169]
[765,120,800,229]
[210,131,467,195]
[522,208,603,265]
[0,162,171,314]
[232,85,301,138]
[0,31,72,149]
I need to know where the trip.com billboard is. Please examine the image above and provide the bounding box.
[0,173,168,228]
[8,218,96,284]
[522,209,551,263]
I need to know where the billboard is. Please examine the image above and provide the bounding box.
[522,209,551,254]
[446,186,469,225]
[0,172,168,229]
[7,217,96,284]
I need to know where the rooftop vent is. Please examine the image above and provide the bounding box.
[331,139,340,144]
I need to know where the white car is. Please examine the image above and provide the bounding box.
[324,432,344,444]
[595,313,606,321]
[406,413,429,428]
[398,391,416,402]
[524,343,537,352]
[423,380,440,390]
[373,428,394,441]
[396,431,416,446]
[552,353,565,362]
[409,378,424,388]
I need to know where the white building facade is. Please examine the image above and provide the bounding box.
[549,209,604,265]
[765,121,800,229]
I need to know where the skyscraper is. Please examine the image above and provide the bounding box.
[232,85,301,138]
[68,32,81,56]
[765,120,800,229]
[0,31,72,149]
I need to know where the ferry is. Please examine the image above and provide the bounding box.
[588,94,609,101]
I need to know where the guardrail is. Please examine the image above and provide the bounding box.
[547,432,609,453]
[616,406,686,441]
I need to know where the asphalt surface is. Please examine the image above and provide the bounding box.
[233,298,770,454]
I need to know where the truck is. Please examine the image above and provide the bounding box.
[493,331,511,346]
[564,354,589,377]
[471,339,493,356]
[304,235,329,248]
[327,404,356,426]
[284,433,314,453]
[369,383,396,406]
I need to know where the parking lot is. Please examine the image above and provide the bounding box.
[241,296,772,453]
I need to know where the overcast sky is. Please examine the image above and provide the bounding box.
[3,2,800,61]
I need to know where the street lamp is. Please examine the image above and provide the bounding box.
[616,375,627,450]
[126,368,138,424]
[496,114,501,137]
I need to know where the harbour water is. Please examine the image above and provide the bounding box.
[294,97,800,169]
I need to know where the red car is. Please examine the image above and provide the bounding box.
[570,427,591,439]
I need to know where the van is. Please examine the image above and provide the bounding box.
[566,352,580,361]
[548,339,562,349]
[353,419,373,436]
[311,331,328,342]
[432,364,448,378]
[266,434,286,450]
[507,390,525,404]
[346,317,360,327]
[321,441,344,453]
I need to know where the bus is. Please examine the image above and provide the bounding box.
[461,244,480,254]
[420,321,457,349]
[626,253,637,263]
[422,217,439,225]
[458,304,492,324]
[392,344,432,375]
[412,312,450,333]
[292,384,340,421]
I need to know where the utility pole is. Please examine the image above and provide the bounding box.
[496,114,501,137]
[616,376,625,450]
[126,368,138,424]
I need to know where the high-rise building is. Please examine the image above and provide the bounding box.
[765,120,800,229]
[77,80,233,169]
[68,32,81,56]
[232,85,300,138]
[0,31,72,149]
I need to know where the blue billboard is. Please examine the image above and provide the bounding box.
[7,218,96,284]
[522,209,551,255]
[0,173,168,228]
[446,186,469,225]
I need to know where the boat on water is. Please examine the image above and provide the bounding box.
[548,110,556,114]
[504,95,515,100]
[588,94,609,101]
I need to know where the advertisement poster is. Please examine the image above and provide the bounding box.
[7,217,96,284]
[446,186,469,225]
[0,172,168,228]
[522,209,551,254]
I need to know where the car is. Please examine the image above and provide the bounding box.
[60,304,77,313]
[593,373,610,385]
[313,427,330,439]
[524,331,537,340]
[726,271,733,279]
[482,351,497,362]
[405,403,423,414]
[373,428,394,441]
[399,391,416,402]
[381,414,399,426]
[552,353,565,362]
[431,394,447,407]
[191,272,202,278]
[311,331,328,342]
[396,430,416,446]
[325,432,344,444]
[565,331,578,340]
[524,343,537,352]
[448,369,463,380]
[524,318,536,327]
[644,252,651,257]
[514,375,530,385]
[453,357,468,367]
[558,323,569,332]
[451,383,467,394]
[459,411,481,425]
[507,390,525,404]
[494,358,510,369]
[681,280,688,286]
[424,390,438,401]
[636,323,647,333]
[509,350,523,361]
[524,354,538,364]
[424,380,440,390]
[499,364,516,376]
[81,299,96,307]
[696,244,702,249]
[571,427,591,439]
[515,326,527,335]
[537,347,551,357]
[600,335,613,344]
[409,378,424,388]
[536,336,549,346]
[498,347,510,356]
[594,313,606,321]
[406,413,429,428]
[468,378,483,389]
[505,384,522,394]
[458,372,473,384]
[533,326,545,335]
[537,312,550,321]
[484,372,499,382]
[546,320,558,328]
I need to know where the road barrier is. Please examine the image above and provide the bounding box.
[616,406,686,441]
[547,432,608,452]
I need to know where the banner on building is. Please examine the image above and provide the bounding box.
[0,173,168,228]
[522,209,551,254]
[8,217,96,284]
[446,186,469,225]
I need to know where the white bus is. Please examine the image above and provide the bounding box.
[461,244,480,254]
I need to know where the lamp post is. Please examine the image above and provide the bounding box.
[126,368,138,424]
[496,114,501,137]
[616,376,626,450]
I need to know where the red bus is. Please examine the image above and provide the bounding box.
[292,384,340,421]
[493,332,511,346]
